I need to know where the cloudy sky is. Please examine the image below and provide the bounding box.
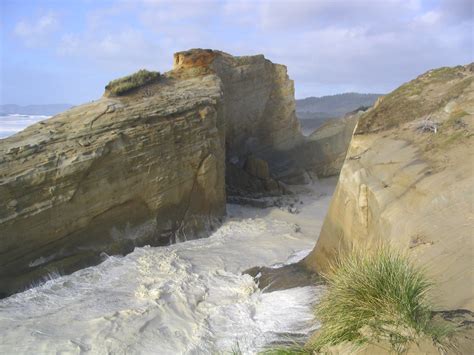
[1,0,472,105]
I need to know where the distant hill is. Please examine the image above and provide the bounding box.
[0,104,73,116]
[296,93,382,134]
[296,93,382,117]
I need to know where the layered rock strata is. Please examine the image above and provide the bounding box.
[0,49,312,296]
[0,60,226,296]
[173,49,303,158]
[173,49,305,195]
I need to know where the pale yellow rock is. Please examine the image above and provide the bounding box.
[0,71,227,296]
[304,113,359,177]
[304,64,474,314]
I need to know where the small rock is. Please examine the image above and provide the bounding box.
[288,206,299,214]
[8,200,18,208]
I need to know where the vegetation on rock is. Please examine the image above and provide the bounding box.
[105,69,160,96]
[356,66,473,134]
[310,246,452,354]
[261,246,453,355]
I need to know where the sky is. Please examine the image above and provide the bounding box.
[0,0,473,105]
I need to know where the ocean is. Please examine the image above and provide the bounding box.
[0,179,337,354]
[0,114,50,139]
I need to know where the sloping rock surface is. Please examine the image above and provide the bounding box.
[304,64,474,311]
[295,112,359,179]
[0,49,312,296]
[0,59,226,296]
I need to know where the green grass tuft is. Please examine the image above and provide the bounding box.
[310,246,453,353]
[260,348,311,354]
[105,69,160,96]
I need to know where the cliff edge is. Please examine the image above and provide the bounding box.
[174,49,305,196]
[0,64,226,297]
[304,63,474,311]
[0,49,306,297]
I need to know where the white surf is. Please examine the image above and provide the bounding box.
[0,114,50,138]
[0,179,336,354]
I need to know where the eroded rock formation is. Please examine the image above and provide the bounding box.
[0,49,319,296]
[290,112,360,182]
[304,64,474,311]
[0,48,360,296]
[174,49,303,159]
[173,49,305,196]
[0,68,226,296]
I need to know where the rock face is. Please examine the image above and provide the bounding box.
[304,64,474,311]
[0,71,226,296]
[174,49,303,158]
[226,155,284,197]
[297,112,360,178]
[173,49,305,196]
[0,49,309,296]
[262,112,359,186]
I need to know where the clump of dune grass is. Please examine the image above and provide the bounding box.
[311,246,453,353]
[260,348,310,355]
[105,69,160,96]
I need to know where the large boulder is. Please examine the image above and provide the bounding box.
[303,63,474,311]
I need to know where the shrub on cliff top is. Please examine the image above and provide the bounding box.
[311,246,452,354]
[105,69,160,96]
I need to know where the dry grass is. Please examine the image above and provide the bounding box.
[105,69,160,96]
[355,66,472,134]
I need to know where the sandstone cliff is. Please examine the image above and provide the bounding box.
[263,112,359,186]
[0,49,308,296]
[172,49,304,196]
[0,70,227,296]
[174,49,303,158]
[304,64,474,312]
[297,112,359,179]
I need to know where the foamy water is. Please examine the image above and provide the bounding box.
[0,114,50,138]
[0,180,336,354]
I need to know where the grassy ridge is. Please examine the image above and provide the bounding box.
[105,69,160,96]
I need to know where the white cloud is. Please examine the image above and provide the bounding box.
[14,12,59,47]
[417,10,442,25]
[46,0,474,98]
[58,28,166,72]
[257,0,421,31]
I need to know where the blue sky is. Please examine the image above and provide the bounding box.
[1,0,472,105]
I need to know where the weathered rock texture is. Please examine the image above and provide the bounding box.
[296,112,359,178]
[0,72,226,296]
[174,49,303,158]
[304,64,474,311]
[172,49,305,196]
[261,112,359,187]
[0,49,311,296]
